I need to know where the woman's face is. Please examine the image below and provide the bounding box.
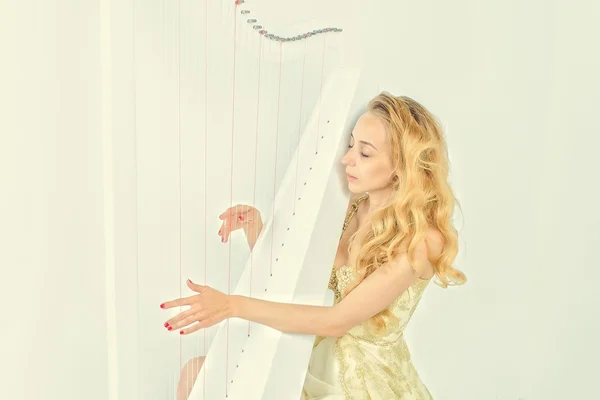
[342,112,396,194]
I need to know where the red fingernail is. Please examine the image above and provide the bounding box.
[164,322,169,327]
[239,216,244,221]
[180,330,184,335]
[168,326,172,331]
[160,304,165,309]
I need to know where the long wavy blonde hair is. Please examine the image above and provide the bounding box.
[345,92,466,331]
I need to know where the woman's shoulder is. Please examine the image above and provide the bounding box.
[424,227,444,260]
[417,227,444,280]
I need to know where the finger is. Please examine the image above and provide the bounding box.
[218,206,237,220]
[164,307,196,329]
[179,322,203,336]
[225,218,242,242]
[218,208,232,220]
[221,218,232,242]
[219,204,251,219]
[196,318,216,330]
[222,215,244,242]
[237,213,255,224]
[220,210,256,243]
[219,206,239,220]
[225,218,237,242]
[168,312,201,331]
[160,294,195,310]
[186,279,206,293]
[185,316,218,331]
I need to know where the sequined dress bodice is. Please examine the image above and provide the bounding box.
[303,193,433,399]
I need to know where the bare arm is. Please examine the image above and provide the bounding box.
[165,205,442,338]
[230,239,436,337]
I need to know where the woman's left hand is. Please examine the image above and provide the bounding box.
[160,280,232,335]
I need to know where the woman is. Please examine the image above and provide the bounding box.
[161,92,467,399]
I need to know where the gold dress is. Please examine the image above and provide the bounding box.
[301,195,434,400]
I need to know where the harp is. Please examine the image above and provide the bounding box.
[120,2,375,399]
[108,0,372,399]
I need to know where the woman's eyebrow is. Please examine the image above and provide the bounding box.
[350,133,378,151]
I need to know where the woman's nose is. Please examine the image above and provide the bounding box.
[342,151,353,166]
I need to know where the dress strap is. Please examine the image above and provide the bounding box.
[328,193,369,300]
[340,193,369,236]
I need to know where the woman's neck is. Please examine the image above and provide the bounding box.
[364,187,394,215]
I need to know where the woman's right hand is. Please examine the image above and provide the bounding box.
[218,204,263,250]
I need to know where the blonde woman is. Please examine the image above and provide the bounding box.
[162,92,467,399]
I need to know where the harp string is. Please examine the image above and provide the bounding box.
[316,33,327,154]
[203,0,209,396]
[225,0,239,393]
[293,39,308,215]
[248,33,264,336]
[177,0,182,377]
[269,42,283,278]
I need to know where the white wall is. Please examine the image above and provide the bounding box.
[0,1,110,399]
[358,1,600,399]
[1,1,599,399]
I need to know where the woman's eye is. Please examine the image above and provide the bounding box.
[348,144,368,157]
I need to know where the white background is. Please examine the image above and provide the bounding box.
[1,1,599,399]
